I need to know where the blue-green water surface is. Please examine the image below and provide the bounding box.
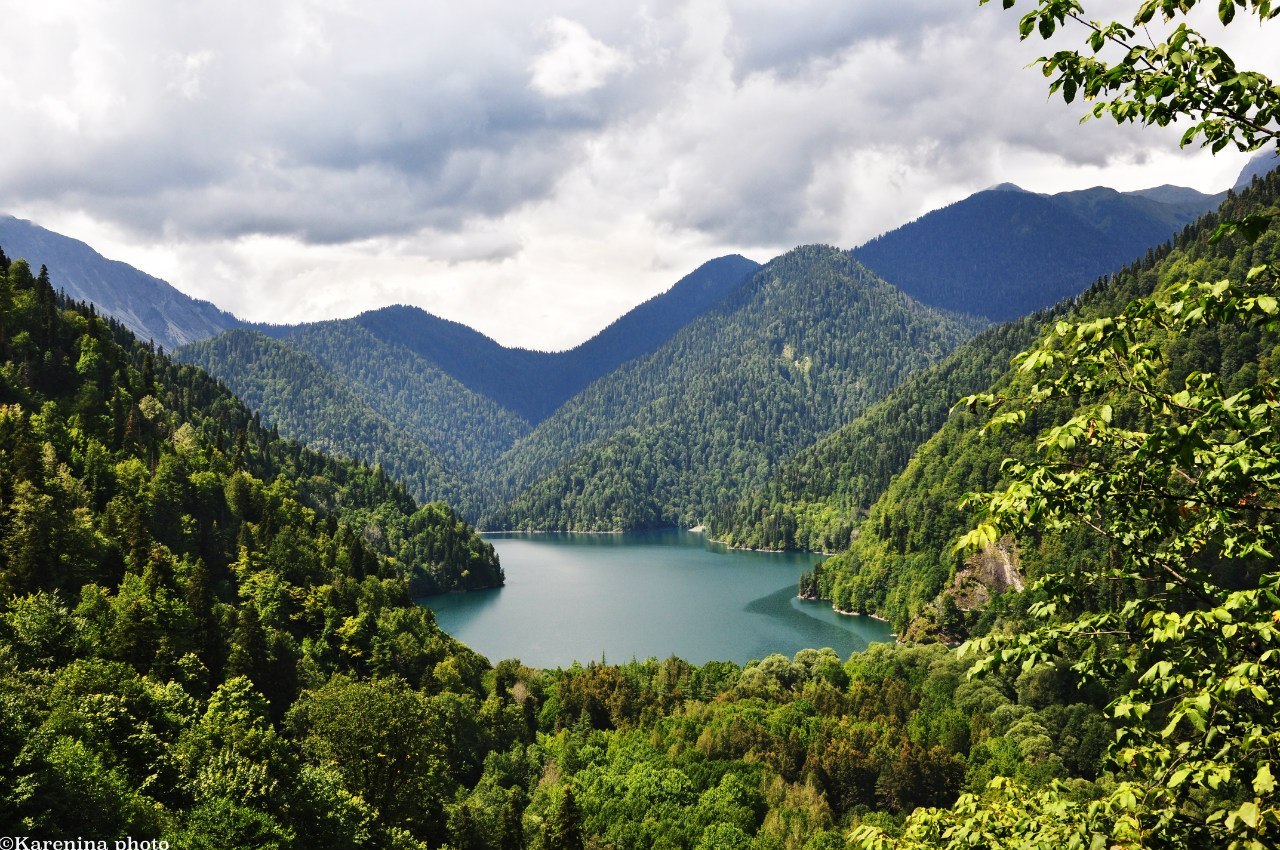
[422,530,893,668]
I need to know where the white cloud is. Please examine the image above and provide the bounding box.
[530,17,632,98]
[0,0,1275,350]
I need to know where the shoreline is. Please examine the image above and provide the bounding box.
[797,592,891,624]
[479,528,627,536]
[476,524,834,558]
[479,525,705,537]
[705,531,835,557]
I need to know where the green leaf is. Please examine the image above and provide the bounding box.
[1254,763,1276,796]
[1231,800,1260,830]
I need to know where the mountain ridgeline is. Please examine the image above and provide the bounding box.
[345,253,762,424]
[800,169,1280,634]
[484,246,987,531]
[707,151,1280,556]
[850,183,1221,322]
[14,165,1261,538]
[179,256,764,514]
[0,215,243,350]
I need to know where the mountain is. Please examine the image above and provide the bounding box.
[707,181,1236,552]
[485,246,988,531]
[800,168,1280,634]
[0,249,1108,842]
[337,253,761,423]
[182,255,761,512]
[183,256,760,516]
[181,318,532,514]
[1233,147,1280,190]
[179,328,494,516]
[0,215,242,350]
[849,183,1222,322]
[706,314,1049,553]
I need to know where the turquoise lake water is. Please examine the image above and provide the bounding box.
[421,530,894,668]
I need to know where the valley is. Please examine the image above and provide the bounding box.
[0,15,1275,840]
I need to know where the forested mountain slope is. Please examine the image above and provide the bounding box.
[850,183,1220,322]
[815,170,1280,634]
[285,253,760,424]
[183,256,760,517]
[706,316,1051,553]
[710,157,1276,556]
[485,246,987,531]
[178,328,497,516]
[180,321,530,515]
[0,215,243,350]
[0,245,1118,848]
[281,320,529,472]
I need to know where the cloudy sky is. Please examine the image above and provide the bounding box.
[1,1,1276,350]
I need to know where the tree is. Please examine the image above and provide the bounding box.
[981,0,1279,154]
[854,2,1279,848]
[544,785,584,850]
[287,676,453,841]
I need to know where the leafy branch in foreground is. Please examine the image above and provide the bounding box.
[855,249,1280,846]
[981,0,1280,153]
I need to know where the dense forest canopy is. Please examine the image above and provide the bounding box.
[485,246,985,532]
[0,249,1125,847]
[850,0,1280,846]
[2,0,1278,847]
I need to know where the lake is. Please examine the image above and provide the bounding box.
[421,530,894,668]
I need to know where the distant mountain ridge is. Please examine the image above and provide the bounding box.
[5,156,1267,534]
[180,255,764,511]
[850,183,1224,322]
[0,215,242,350]
[336,254,762,423]
[1233,148,1280,190]
[484,246,988,531]
[6,152,1265,359]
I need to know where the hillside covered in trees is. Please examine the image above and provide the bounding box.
[706,316,1050,554]
[802,168,1280,636]
[180,325,527,518]
[850,183,1220,322]
[178,255,762,516]
[0,246,1126,847]
[342,254,762,424]
[486,247,987,531]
